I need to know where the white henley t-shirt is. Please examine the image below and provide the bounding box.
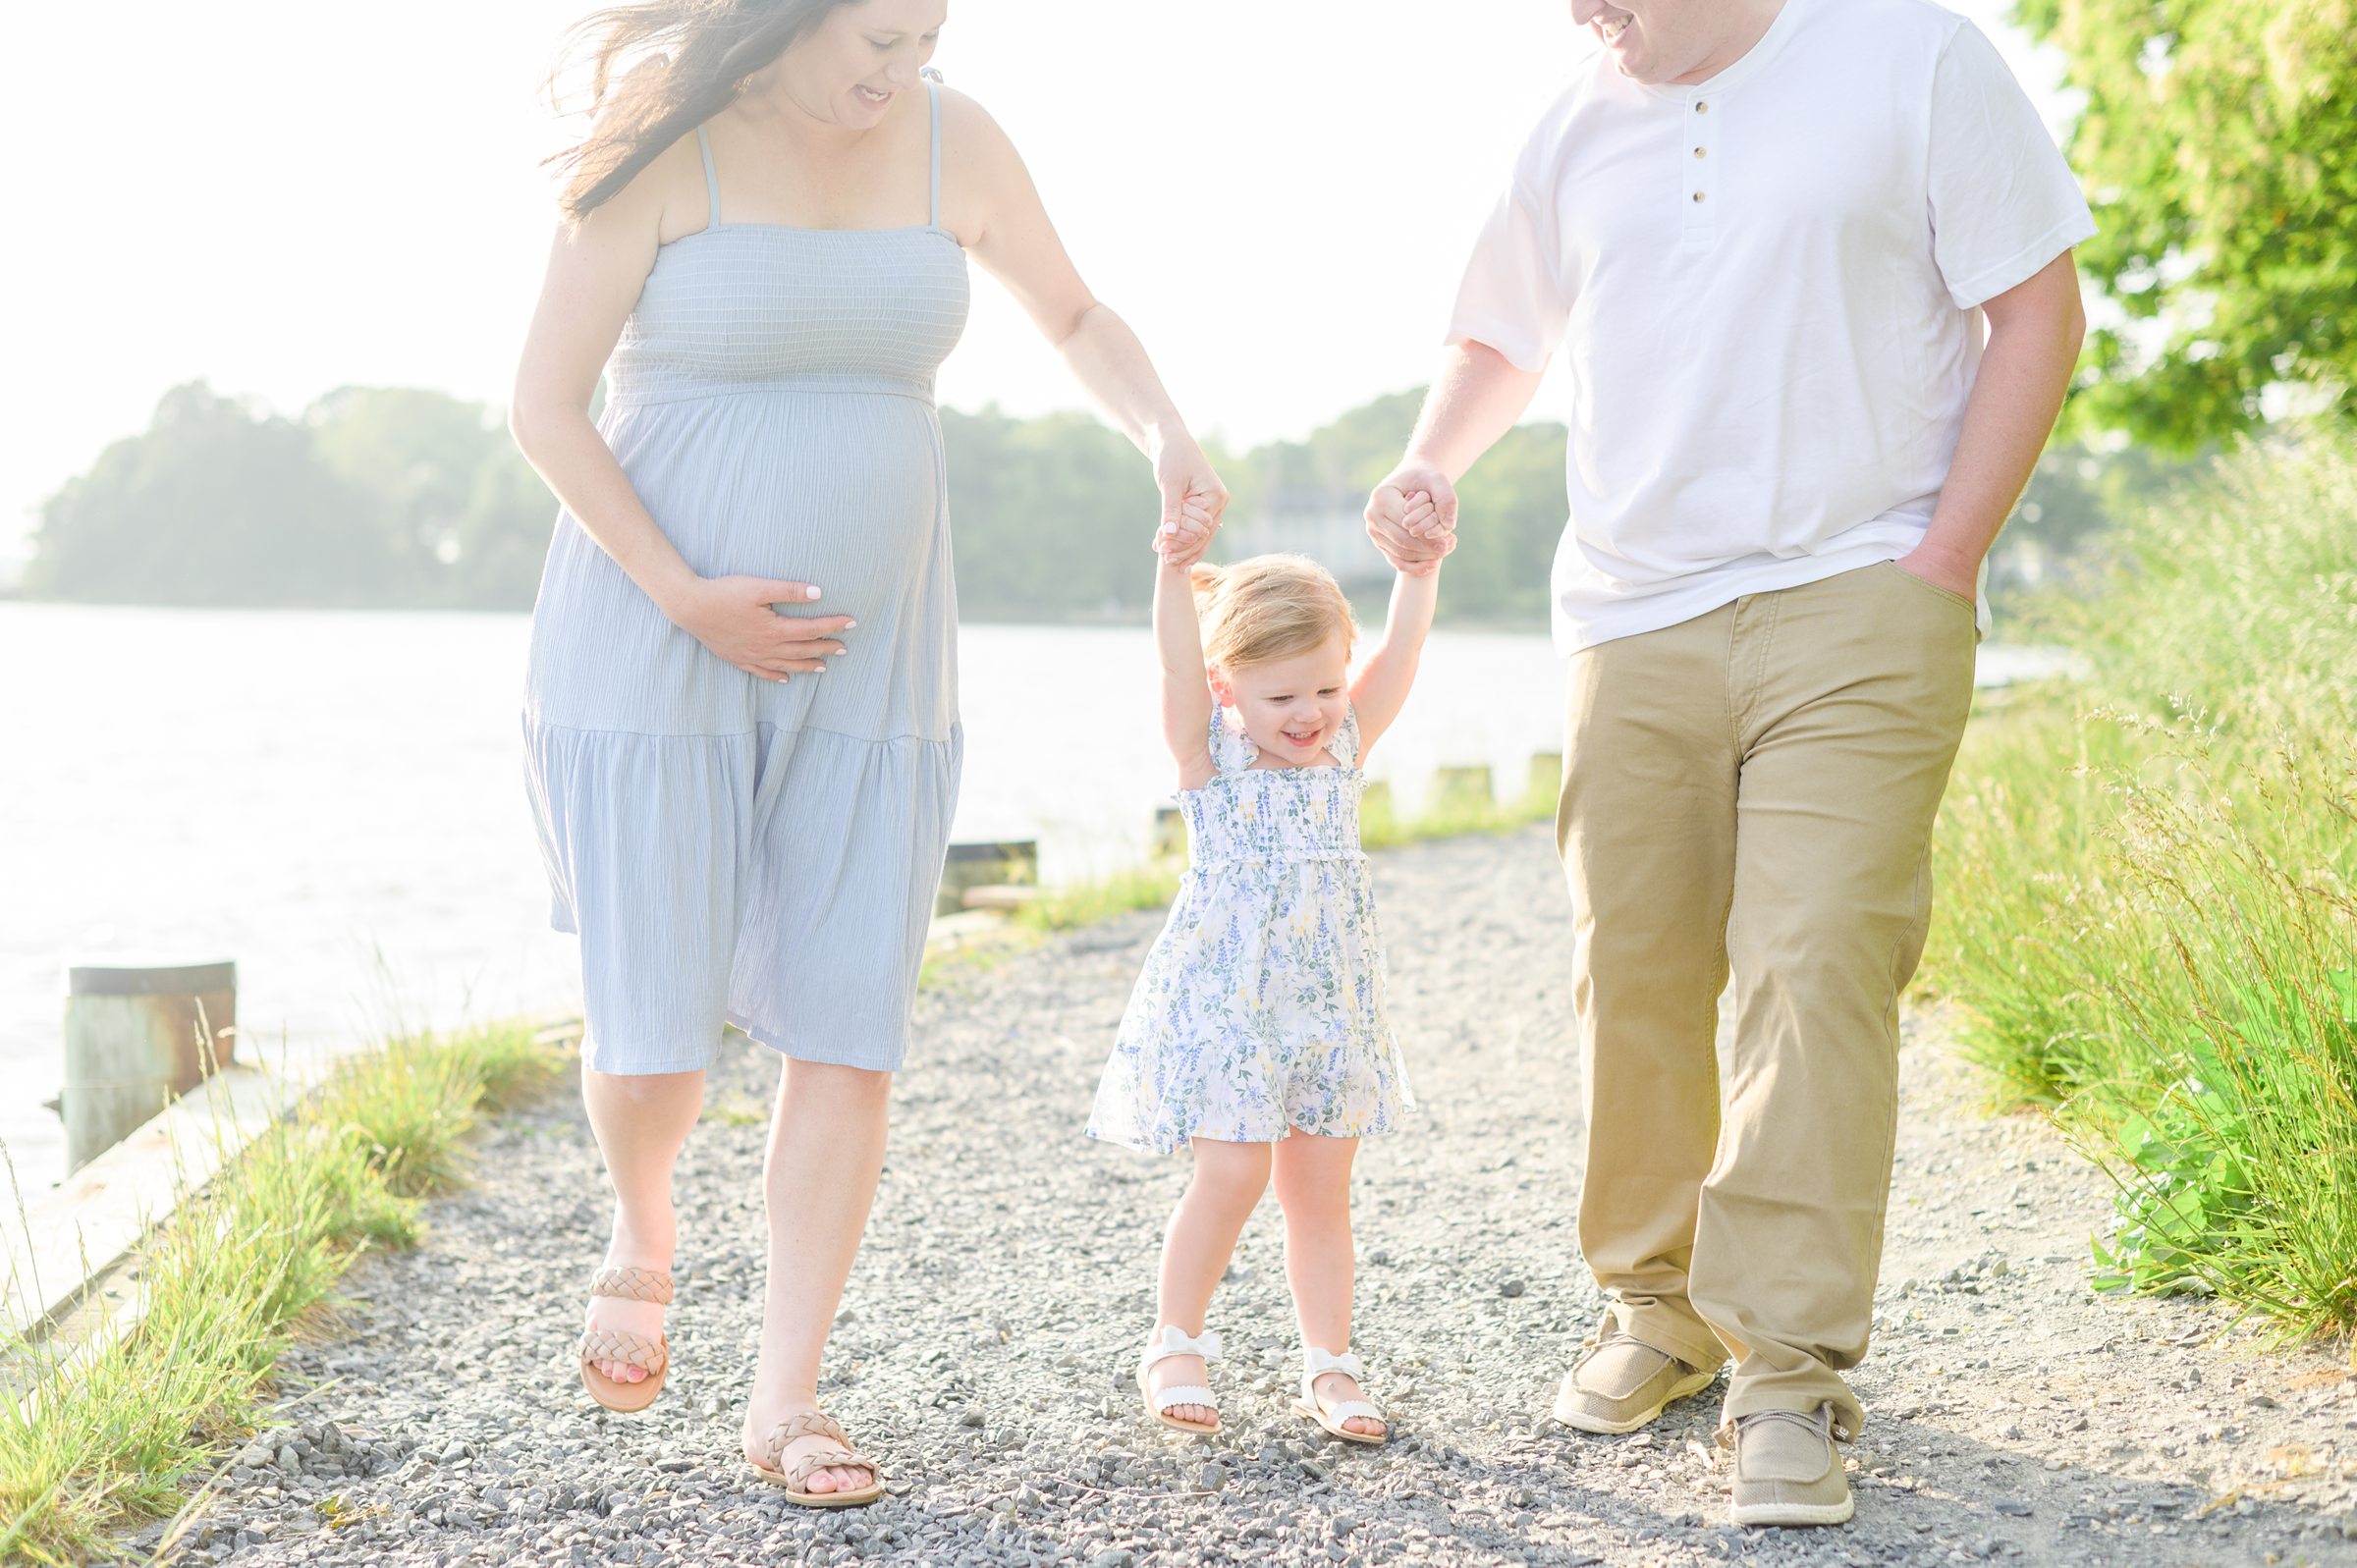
[1447,0,2096,653]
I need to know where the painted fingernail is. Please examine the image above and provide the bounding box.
[844,619,857,629]
[806,586,823,600]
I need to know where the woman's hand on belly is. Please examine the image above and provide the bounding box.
[658,573,855,682]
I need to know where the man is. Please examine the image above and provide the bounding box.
[1365,0,2090,1528]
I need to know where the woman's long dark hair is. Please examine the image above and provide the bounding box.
[545,0,866,221]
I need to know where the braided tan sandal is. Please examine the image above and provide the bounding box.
[749,1410,884,1508]
[577,1266,672,1414]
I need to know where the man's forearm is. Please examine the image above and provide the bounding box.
[1403,342,1548,482]
[1918,265,2087,575]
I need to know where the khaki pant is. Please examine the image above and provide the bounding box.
[1555,562,1979,1440]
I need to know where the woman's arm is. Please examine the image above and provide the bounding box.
[949,91,1226,568]
[508,140,853,679]
[1349,567,1442,762]
[1155,557,1218,789]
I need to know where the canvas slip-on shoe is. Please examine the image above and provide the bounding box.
[1552,1329,1719,1434]
[1727,1404,1853,1527]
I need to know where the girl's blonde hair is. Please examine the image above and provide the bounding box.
[1189,554,1357,672]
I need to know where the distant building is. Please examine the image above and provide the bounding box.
[0,530,29,599]
[1222,485,1391,588]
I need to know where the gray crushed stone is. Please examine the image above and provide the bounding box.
[121,829,2357,1566]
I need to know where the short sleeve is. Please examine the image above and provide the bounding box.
[1445,135,1570,372]
[1329,704,1361,770]
[1208,705,1258,775]
[1926,22,2097,310]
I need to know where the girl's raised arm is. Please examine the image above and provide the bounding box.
[1348,568,1442,763]
[1157,558,1218,790]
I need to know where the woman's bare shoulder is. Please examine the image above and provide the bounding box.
[934,84,1019,166]
[611,129,713,245]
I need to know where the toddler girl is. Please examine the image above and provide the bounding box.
[1087,535,1439,1444]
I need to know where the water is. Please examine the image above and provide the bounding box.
[0,606,1571,1200]
[0,603,2063,1204]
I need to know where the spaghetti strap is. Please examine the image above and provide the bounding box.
[924,78,942,228]
[694,125,723,232]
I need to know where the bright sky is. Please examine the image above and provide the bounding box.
[1,0,2066,569]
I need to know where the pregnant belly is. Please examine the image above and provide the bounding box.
[607,392,945,607]
[524,392,953,737]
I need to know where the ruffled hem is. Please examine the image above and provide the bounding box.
[1087,1019,1416,1160]
[1085,1103,1415,1159]
[523,714,961,1075]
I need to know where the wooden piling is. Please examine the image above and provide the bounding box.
[1432,765,1496,810]
[62,961,237,1173]
[1527,751,1563,802]
[1152,805,1187,861]
[935,840,1039,918]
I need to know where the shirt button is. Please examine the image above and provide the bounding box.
[1691,190,1707,203]
[1693,146,1707,158]
[1695,99,1710,113]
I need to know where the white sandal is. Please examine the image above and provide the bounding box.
[1136,1325,1223,1435]
[1293,1345,1388,1445]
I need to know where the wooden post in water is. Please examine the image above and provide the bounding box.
[1527,752,1564,804]
[935,840,1038,918]
[1151,806,1187,861]
[1432,765,1496,812]
[62,960,238,1173]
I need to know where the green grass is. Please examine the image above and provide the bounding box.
[1015,860,1188,934]
[1926,431,2357,1339]
[1360,763,1560,849]
[0,1019,567,1562]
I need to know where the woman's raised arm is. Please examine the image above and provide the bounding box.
[947,89,1227,567]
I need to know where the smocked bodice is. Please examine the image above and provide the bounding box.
[1178,705,1368,870]
[605,225,969,407]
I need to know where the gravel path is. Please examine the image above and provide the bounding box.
[136,828,2357,1567]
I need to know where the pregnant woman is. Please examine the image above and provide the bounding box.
[509,0,1224,1504]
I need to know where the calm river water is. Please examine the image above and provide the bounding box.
[0,603,2059,1201]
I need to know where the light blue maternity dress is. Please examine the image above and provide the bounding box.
[522,83,969,1076]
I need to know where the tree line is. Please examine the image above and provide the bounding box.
[20,374,2168,622]
[18,381,1582,623]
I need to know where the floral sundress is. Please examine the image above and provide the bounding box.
[1086,702,1414,1155]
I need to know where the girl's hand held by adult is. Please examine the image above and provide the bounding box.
[1155,496,1221,566]
[1153,444,1228,568]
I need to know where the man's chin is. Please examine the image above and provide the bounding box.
[1602,38,1676,85]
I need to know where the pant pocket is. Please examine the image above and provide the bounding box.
[1878,561,1977,615]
